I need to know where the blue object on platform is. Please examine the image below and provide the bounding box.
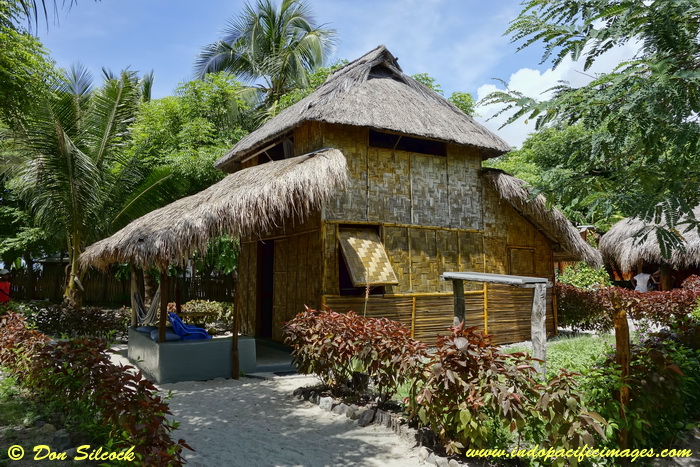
[168,311,212,340]
[150,329,181,342]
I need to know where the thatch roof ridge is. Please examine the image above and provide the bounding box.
[80,149,348,270]
[216,45,510,171]
[481,168,603,267]
[599,207,700,272]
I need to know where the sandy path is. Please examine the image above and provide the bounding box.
[161,375,423,467]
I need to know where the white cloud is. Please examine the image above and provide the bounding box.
[475,41,641,148]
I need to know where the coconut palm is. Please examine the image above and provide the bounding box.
[195,0,335,105]
[4,65,178,305]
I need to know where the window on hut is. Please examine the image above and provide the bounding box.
[337,226,398,296]
[369,129,446,157]
[259,138,295,164]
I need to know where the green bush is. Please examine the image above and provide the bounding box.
[582,333,700,451]
[558,262,612,289]
[13,300,129,340]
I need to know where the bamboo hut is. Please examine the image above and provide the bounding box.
[81,45,600,346]
[599,207,700,290]
[211,45,601,345]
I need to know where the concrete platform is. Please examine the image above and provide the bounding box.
[127,327,257,383]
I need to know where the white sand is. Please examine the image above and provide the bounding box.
[109,348,423,466]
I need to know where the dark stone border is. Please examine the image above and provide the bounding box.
[292,386,468,466]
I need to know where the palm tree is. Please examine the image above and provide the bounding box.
[195,0,335,105]
[5,65,177,306]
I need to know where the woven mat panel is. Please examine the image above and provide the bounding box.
[338,229,398,286]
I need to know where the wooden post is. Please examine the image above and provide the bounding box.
[453,279,465,325]
[158,270,169,344]
[230,272,240,380]
[129,263,138,327]
[660,264,672,291]
[531,283,547,380]
[612,291,630,451]
[175,271,182,314]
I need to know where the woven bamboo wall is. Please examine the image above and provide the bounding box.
[323,124,369,220]
[236,241,257,336]
[322,124,483,230]
[237,212,322,340]
[294,121,323,156]
[233,121,561,345]
[271,229,323,341]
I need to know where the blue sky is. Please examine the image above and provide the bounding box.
[36,0,635,147]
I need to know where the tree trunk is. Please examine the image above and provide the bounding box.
[143,268,157,307]
[612,292,630,452]
[64,232,84,309]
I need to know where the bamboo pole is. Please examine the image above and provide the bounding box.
[483,282,489,333]
[158,270,169,343]
[231,272,240,380]
[410,296,416,338]
[129,264,138,327]
[612,292,630,452]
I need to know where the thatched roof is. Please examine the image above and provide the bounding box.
[80,149,347,270]
[216,45,511,172]
[481,168,603,267]
[599,207,700,272]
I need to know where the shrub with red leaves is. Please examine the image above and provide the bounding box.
[0,312,191,466]
[284,307,426,402]
[557,283,699,333]
[411,322,604,456]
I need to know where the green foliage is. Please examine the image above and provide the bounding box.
[0,0,54,126]
[412,73,443,95]
[4,66,184,303]
[483,0,700,239]
[271,62,345,117]
[411,73,476,116]
[195,0,336,105]
[14,300,130,340]
[447,91,477,117]
[412,322,604,457]
[0,312,192,465]
[506,334,614,381]
[582,333,700,450]
[169,299,235,328]
[558,262,612,290]
[128,73,250,196]
[196,235,239,275]
[485,125,625,229]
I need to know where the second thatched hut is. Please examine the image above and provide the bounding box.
[599,207,700,290]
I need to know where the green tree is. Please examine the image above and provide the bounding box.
[128,73,251,195]
[3,66,179,305]
[482,0,700,251]
[0,0,54,126]
[411,73,476,116]
[195,0,335,106]
[485,124,624,229]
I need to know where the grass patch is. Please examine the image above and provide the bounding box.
[505,333,614,380]
[0,373,40,427]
